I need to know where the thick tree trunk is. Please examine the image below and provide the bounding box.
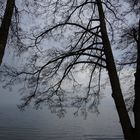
[96,0,134,139]
[0,0,15,65]
[133,20,140,140]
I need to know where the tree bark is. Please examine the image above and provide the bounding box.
[0,0,15,65]
[133,20,140,140]
[96,0,134,139]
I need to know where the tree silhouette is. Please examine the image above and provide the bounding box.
[0,0,15,65]
[117,0,140,139]
[0,0,139,139]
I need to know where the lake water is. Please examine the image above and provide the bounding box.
[0,87,124,140]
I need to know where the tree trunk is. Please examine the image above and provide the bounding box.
[96,0,134,139]
[0,0,15,65]
[133,20,140,140]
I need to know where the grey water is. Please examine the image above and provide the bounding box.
[0,87,124,140]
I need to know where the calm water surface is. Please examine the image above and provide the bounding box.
[0,87,124,140]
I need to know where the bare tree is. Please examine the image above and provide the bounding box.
[117,0,140,139]
[133,19,140,140]
[1,0,139,139]
[0,0,15,65]
[0,0,46,65]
